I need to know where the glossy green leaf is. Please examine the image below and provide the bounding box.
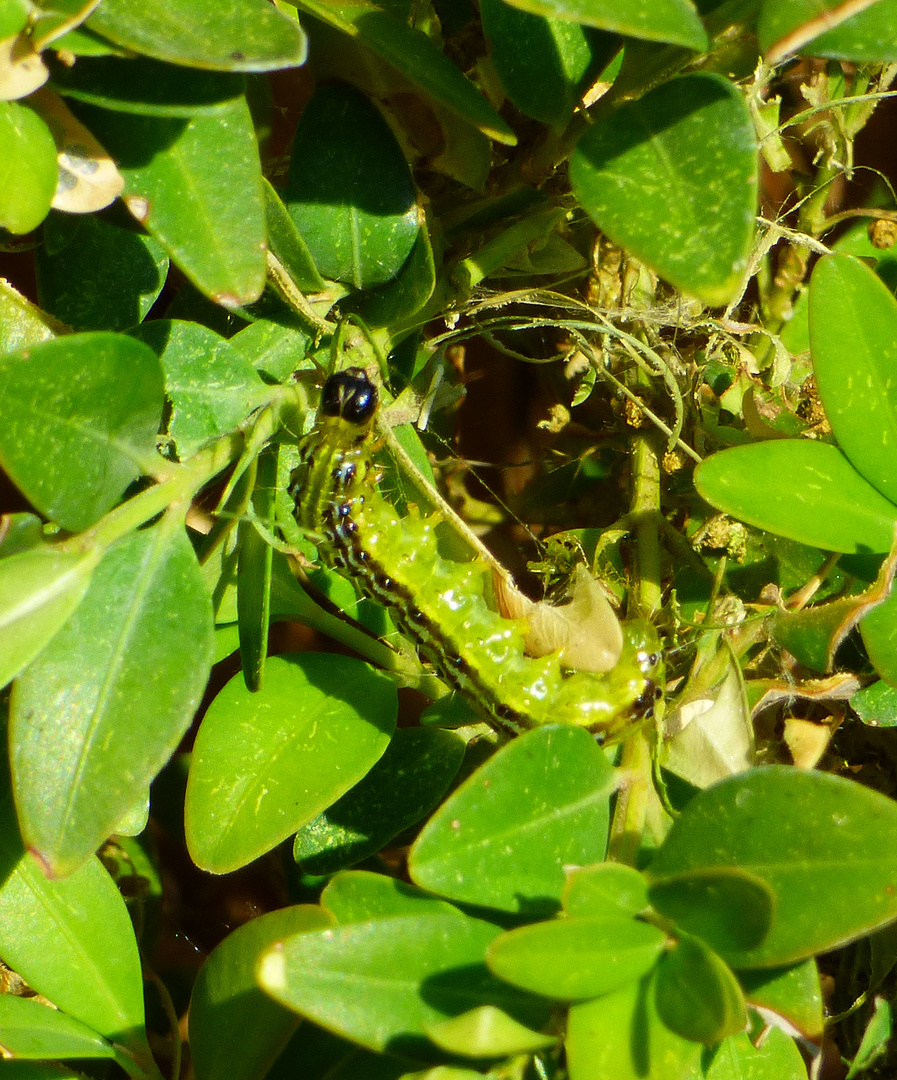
[654,935,746,1043]
[0,332,164,532]
[0,100,57,234]
[229,318,312,384]
[293,727,465,874]
[258,911,543,1054]
[190,905,332,1080]
[480,0,613,126]
[425,1006,556,1057]
[0,546,99,690]
[694,441,897,554]
[0,278,58,354]
[758,0,897,62]
[237,445,278,690]
[86,0,307,72]
[185,653,396,873]
[562,862,650,918]
[861,589,897,686]
[35,210,169,332]
[321,869,465,923]
[570,73,757,306]
[648,867,774,952]
[129,319,267,457]
[0,0,29,38]
[647,766,897,968]
[408,725,615,915]
[11,523,214,875]
[0,788,146,1042]
[809,1,897,62]
[292,0,515,144]
[500,0,706,48]
[50,55,247,115]
[353,224,436,328]
[846,996,891,1079]
[809,254,897,504]
[0,996,114,1060]
[286,83,418,290]
[263,178,326,293]
[487,914,666,1000]
[566,974,702,1080]
[739,960,824,1041]
[0,1064,83,1080]
[851,678,897,728]
[78,97,266,307]
[704,1028,808,1080]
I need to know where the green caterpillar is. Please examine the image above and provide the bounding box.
[289,368,664,741]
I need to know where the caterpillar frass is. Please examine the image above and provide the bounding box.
[289,368,664,742]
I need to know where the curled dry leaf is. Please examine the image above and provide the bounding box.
[28,86,124,213]
[494,563,624,673]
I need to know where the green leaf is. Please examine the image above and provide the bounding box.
[285,83,418,290]
[86,0,307,72]
[808,2,897,62]
[562,862,650,918]
[0,546,99,691]
[230,318,312,384]
[654,934,746,1043]
[293,727,465,875]
[0,788,146,1043]
[694,441,897,554]
[480,0,614,126]
[0,100,57,234]
[846,996,892,1079]
[0,277,58,354]
[190,905,333,1080]
[353,224,436,328]
[738,960,824,1041]
[809,254,897,505]
[263,178,326,293]
[11,523,214,875]
[237,445,278,691]
[292,0,516,144]
[0,332,164,532]
[487,914,667,1000]
[50,55,247,115]
[704,1028,808,1080]
[758,0,897,63]
[321,869,466,923]
[128,319,267,457]
[185,653,397,873]
[257,911,543,1054]
[499,0,707,49]
[77,97,266,307]
[408,725,615,915]
[851,679,897,728]
[648,867,774,952]
[424,1006,556,1057]
[647,766,897,968]
[35,210,169,332]
[0,996,115,1060]
[861,590,897,686]
[570,73,757,306]
[566,974,702,1080]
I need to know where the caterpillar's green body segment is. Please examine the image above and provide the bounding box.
[289,368,664,741]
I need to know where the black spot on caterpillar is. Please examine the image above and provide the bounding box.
[290,368,664,741]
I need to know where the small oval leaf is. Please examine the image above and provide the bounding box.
[694,440,897,554]
[570,73,757,306]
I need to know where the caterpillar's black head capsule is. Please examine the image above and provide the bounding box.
[321,368,378,425]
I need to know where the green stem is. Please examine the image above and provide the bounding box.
[608,427,664,865]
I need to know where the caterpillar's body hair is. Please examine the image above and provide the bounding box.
[290,368,663,741]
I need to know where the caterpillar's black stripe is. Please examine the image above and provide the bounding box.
[291,369,664,741]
